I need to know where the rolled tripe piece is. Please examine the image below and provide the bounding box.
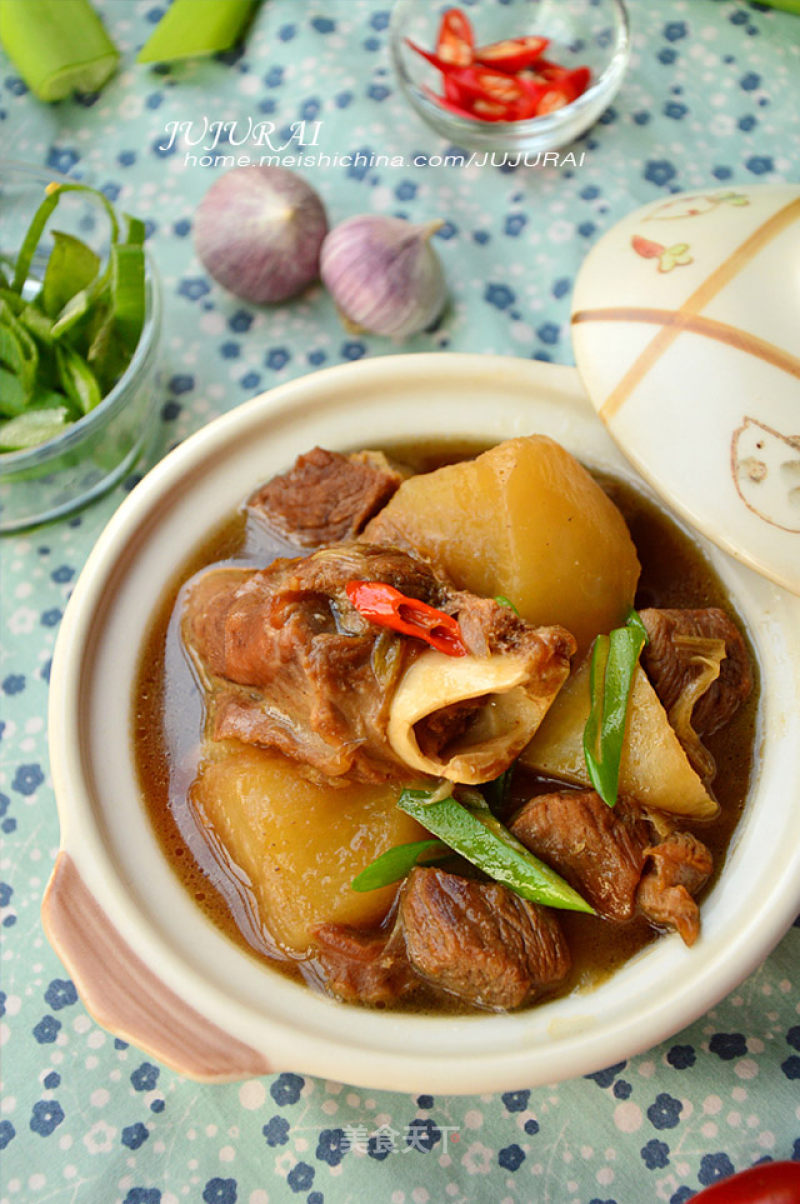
[388,648,570,784]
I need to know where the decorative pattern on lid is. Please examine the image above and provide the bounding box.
[572,185,800,594]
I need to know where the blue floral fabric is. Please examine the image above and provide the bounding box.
[1,1,799,1201]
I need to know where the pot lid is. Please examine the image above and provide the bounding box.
[571,184,800,596]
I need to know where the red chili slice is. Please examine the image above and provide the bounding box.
[448,64,530,106]
[563,65,591,99]
[405,38,450,72]
[535,66,591,115]
[420,83,475,120]
[411,7,592,125]
[436,7,474,67]
[532,58,569,81]
[472,96,519,121]
[475,35,549,72]
[345,581,467,657]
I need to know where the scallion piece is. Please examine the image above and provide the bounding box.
[0,407,70,450]
[397,788,594,913]
[351,839,447,892]
[0,181,146,449]
[55,344,102,414]
[0,300,38,401]
[41,232,100,318]
[137,0,261,64]
[109,242,146,352]
[0,0,119,102]
[750,0,800,12]
[583,609,649,808]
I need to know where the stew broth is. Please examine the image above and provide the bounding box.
[133,442,758,1011]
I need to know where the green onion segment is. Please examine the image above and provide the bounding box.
[0,0,119,102]
[583,608,649,808]
[351,839,447,892]
[137,0,261,64]
[396,788,594,913]
[0,182,146,452]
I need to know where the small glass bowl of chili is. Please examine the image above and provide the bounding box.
[389,0,629,155]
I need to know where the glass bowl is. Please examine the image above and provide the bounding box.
[389,0,629,154]
[0,161,161,533]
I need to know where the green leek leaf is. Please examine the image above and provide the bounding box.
[0,365,26,416]
[0,0,119,102]
[110,242,145,352]
[55,343,102,413]
[0,299,38,399]
[41,230,100,317]
[17,303,53,343]
[124,215,147,247]
[750,0,800,12]
[397,788,594,913]
[11,181,119,297]
[50,289,93,340]
[351,839,448,892]
[583,609,649,808]
[0,406,70,450]
[137,0,260,64]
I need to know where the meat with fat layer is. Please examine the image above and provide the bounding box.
[314,867,571,1010]
[247,447,407,547]
[510,789,650,921]
[182,542,575,784]
[639,608,752,737]
[636,831,713,947]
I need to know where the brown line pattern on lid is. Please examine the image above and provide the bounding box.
[572,307,800,382]
[42,851,273,1082]
[573,194,800,421]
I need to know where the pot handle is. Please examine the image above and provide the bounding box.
[42,852,272,1082]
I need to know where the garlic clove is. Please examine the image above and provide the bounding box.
[320,214,448,340]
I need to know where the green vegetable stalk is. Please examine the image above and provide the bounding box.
[0,183,146,452]
[583,609,649,808]
[751,0,800,12]
[137,0,261,64]
[394,788,594,913]
[351,839,448,892]
[0,0,119,101]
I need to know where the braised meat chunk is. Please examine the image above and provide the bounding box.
[314,867,571,1010]
[399,867,571,1010]
[639,608,752,738]
[313,923,416,1006]
[247,447,407,547]
[183,542,575,784]
[510,789,650,921]
[511,788,714,946]
[637,832,713,947]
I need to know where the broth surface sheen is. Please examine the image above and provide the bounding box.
[133,441,757,1012]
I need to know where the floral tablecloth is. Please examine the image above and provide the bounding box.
[2,2,799,1201]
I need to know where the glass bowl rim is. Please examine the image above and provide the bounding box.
[389,0,630,136]
[0,159,162,470]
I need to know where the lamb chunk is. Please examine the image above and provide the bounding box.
[399,867,571,1010]
[639,608,752,738]
[510,789,650,921]
[247,447,407,547]
[636,832,713,947]
[313,923,416,1006]
[183,542,575,784]
[183,545,437,782]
